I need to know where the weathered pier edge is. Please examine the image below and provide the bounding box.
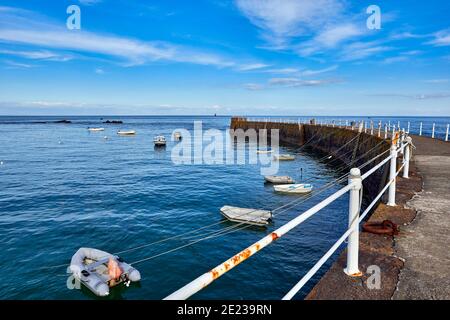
[230,117,450,300]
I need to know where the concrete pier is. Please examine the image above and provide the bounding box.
[393,136,450,299]
[307,135,450,300]
[230,118,450,300]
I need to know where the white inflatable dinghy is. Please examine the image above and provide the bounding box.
[88,127,105,132]
[69,247,141,297]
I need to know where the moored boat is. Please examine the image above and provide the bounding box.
[274,154,295,161]
[273,183,313,194]
[154,135,167,146]
[117,130,136,136]
[69,247,141,297]
[220,205,272,226]
[256,148,273,154]
[88,127,105,132]
[264,175,295,184]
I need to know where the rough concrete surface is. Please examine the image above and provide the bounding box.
[393,155,450,299]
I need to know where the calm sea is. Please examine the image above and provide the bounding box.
[0,115,447,300]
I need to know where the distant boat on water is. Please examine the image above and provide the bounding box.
[274,154,295,161]
[117,130,136,136]
[257,148,273,154]
[88,127,105,132]
[154,135,167,146]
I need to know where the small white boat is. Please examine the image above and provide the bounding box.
[173,132,182,141]
[220,205,272,226]
[88,127,105,132]
[257,148,273,154]
[69,247,141,297]
[154,135,166,146]
[274,183,313,194]
[274,154,295,161]
[117,130,136,136]
[264,175,295,184]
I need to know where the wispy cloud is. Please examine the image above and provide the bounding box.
[264,67,299,74]
[424,79,449,84]
[3,60,34,68]
[368,93,450,100]
[264,65,338,76]
[297,23,363,56]
[0,49,73,61]
[237,63,270,71]
[427,29,450,46]
[301,65,338,76]
[0,6,264,70]
[235,0,344,49]
[269,77,340,87]
[78,0,102,6]
[243,83,265,90]
[340,41,392,61]
[381,56,409,64]
[95,67,105,74]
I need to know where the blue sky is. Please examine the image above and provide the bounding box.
[0,0,449,115]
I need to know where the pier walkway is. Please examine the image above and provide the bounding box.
[393,136,450,299]
[307,134,450,300]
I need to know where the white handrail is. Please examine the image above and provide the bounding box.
[165,183,354,300]
[282,162,405,299]
[166,121,413,300]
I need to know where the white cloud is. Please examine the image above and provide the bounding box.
[0,49,73,61]
[95,68,105,74]
[390,31,429,41]
[3,60,34,68]
[368,93,450,100]
[243,83,265,90]
[428,29,450,47]
[268,77,339,87]
[78,0,102,5]
[0,6,263,70]
[235,0,344,48]
[264,68,299,74]
[237,63,270,71]
[424,79,448,84]
[301,65,338,76]
[339,41,392,61]
[381,56,409,64]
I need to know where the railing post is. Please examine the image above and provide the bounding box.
[403,137,412,178]
[399,131,404,154]
[446,124,449,142]
[432,123,435,138]
[419,122,423,136]
[344,168,362,277]
[387,144,398,206]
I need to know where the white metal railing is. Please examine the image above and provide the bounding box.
[245,118,449,142]
[165,129,412,300]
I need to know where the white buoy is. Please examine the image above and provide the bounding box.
[0,161,3,165]
[104,136,108,139]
